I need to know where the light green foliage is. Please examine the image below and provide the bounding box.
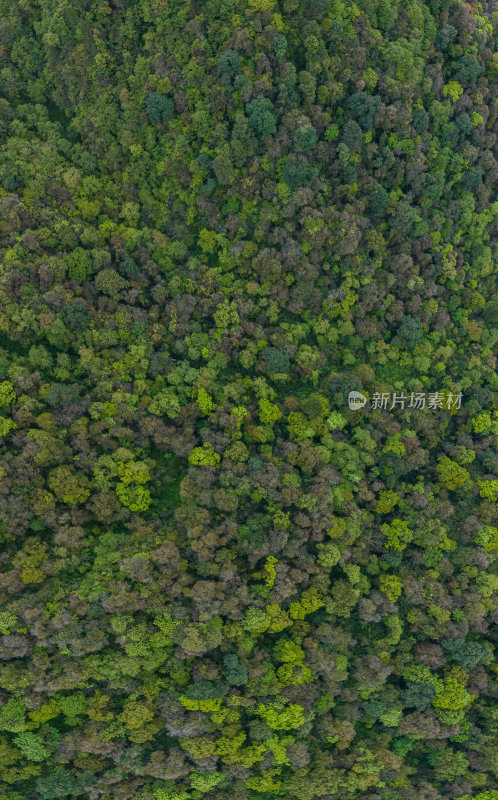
[432,676,474,711]
[288,589,325,619]
[116,483,151,511]
[375,490,399,513]
[381,519,413,551]
[343,563,361,584]
[0,416,16,436]
[214,301,239,329]
[287,411,315,441]
[243,606,270,634]
[154,792,191,800]
[13,732,50,761]
[327,517,347,538]
[363,67,378,91]
[379,707,402,727]
[0,699,27,733]
[179,696,222,713]
[198,228,217,253]
[382,434,406,456]
[472,411,493,433]
[265,735,293,766]
[327,411,347,430]
[474,525,498,552]
[190,770,225,792]
[443,81,463,102]
[316,542,341,567]
[28,699,60,725]
[436,457,472,490]
[256,702,306,730]
[116,460,150,484]
[477,480,498,501]
[56,693,87,721]
[0,381,15,407]
[0,611,18,634]
[148,389,181,418]
[188,443,221,466]
[197,387,216,416]
[258,398,282,424]
[324,124,339,140]
[265,604,293,633]
[379,574,402,602]
[458,793,498,800]
[48,465,90,505]
[246,769,282,792]
[274,640,305,664]
[153,608,180,639]
[263,556,278,588]
[381,614,403,646]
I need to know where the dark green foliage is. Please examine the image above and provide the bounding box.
[186,680,229,699]
[442,639,493,671]
[303,0,331,19]
[461,166,483,191]
[0,165,20,191]
[455,113,472,136]
[435,24,457,50]
[262,346,290,373]
[413,107,429,131]
[342,163,358,183]
[246,96,277,138]
[346,91,381,130]
[46,383,80,407]
[390,737,416,758]
[224,655,249,686]
[369,184,390,216]
[393,199,418,235]
[35,768,88,799]
[119,257,140,278]
[61,303,89,332]
[201,176,217,195]
[294,125,318,152]
[362,699,387,718]
[237,513,271,550]
[218,49,242,91]
[397,314,424,346]
[271,33,287,60]
[401,682,436,711]
[454,54,481,84]
[342,119,363,151]
[146,92,174,123]
[283,154,318,188]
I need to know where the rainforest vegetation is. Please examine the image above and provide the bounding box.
[0,0,497,799]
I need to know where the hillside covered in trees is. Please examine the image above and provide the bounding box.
[0,0,497,799]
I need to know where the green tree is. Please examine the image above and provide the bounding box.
[48,465,90,505]
[436,457,472,490]
[369,184,390,216]
[0,699,27,733]
[246,97,277,139]
[146,92,174,123]
[13,732,50,762]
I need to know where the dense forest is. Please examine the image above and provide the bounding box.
[0,0,497,799]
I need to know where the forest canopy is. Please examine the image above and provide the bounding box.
[0,1,496,799]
